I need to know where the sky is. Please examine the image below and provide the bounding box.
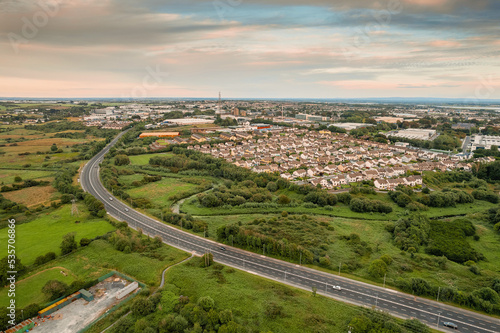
[0,0,499,99]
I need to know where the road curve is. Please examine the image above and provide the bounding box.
[80,132,500,333]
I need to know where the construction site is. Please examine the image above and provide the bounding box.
[26,273,140,333]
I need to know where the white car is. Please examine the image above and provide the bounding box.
[125,208,129,212]
[109,197,113,201]
[332,285,342,291]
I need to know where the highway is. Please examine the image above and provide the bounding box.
[80,132,500,333]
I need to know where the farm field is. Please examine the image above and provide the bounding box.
[0,205,115,266]
[0,169,55,185]
[2,185,57,207]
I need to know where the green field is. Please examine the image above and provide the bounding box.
[164,260,369,333]
[0,268,75,308]
[126,176,206,208]
[0,169,55,185]
[128,153,174,165]
[0,239,189,309]
[0,205,115,265]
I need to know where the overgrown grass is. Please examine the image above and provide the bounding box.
[165,260,359,333]
[0,204,115,265]
[128,153,174,165]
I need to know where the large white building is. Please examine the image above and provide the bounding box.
[387,129,437,141]
[469,135,500,151]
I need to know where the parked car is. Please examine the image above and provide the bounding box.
[332,285,342,291]
[442,322,458,330]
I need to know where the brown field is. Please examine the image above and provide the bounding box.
[15,137,80,147]
[2,185,57,207]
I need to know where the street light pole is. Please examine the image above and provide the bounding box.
[339,262,341,276]
[383,273,386,288]
[437,312,441,327]
[437,287,441,302]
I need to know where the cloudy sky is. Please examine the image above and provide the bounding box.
[0,0,499,99]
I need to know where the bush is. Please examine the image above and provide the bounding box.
[42,280,69,300]
[79,238,92,247]
[368,259,387,278]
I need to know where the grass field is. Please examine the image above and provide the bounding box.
[0,268,76,309]
[2,185,57,207]
[0,169,55,185]
[126,176,204,208]
[0,205,115,265]
[164,260,364,333]
[128,153,174,165]
[0,239,189,309]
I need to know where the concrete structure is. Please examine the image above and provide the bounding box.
[4,319,35,333]
[116,281,139,300]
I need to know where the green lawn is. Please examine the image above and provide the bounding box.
[127,177,202,208]
[165,261,360,333]
[0,205,115,265]
[128,153,174,165]
[0,268,75,308]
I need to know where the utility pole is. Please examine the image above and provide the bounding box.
[375,293,379,308]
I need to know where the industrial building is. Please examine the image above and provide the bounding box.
[469,135,500,151]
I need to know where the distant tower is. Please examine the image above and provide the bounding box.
[71,199,79,216]
[218,92,222,114]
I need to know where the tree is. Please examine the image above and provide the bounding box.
[79,238,91,247]
[14,176,22,182]
[60,233,77,255]
[277,194,290,205]
[50,143,58,152]
[368,259,387,278]
[197,296,215,311]
[42,280,69,300]
[131,297,155,316]
[114,154,130,166]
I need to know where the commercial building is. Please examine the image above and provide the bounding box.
[469,135,500,151]
[387,129,437,141]
[139,132,179,138]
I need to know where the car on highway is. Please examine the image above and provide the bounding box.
[219,246,226,251]
[332,285,342,291]
[109,197,113,201]
[125,208,129,212]
[442,322,458,330]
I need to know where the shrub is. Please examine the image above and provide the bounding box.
[42,280,69,300]
[368,259,387,278]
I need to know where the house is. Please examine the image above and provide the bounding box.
[292,169,307,178]
[374,179,389,190]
